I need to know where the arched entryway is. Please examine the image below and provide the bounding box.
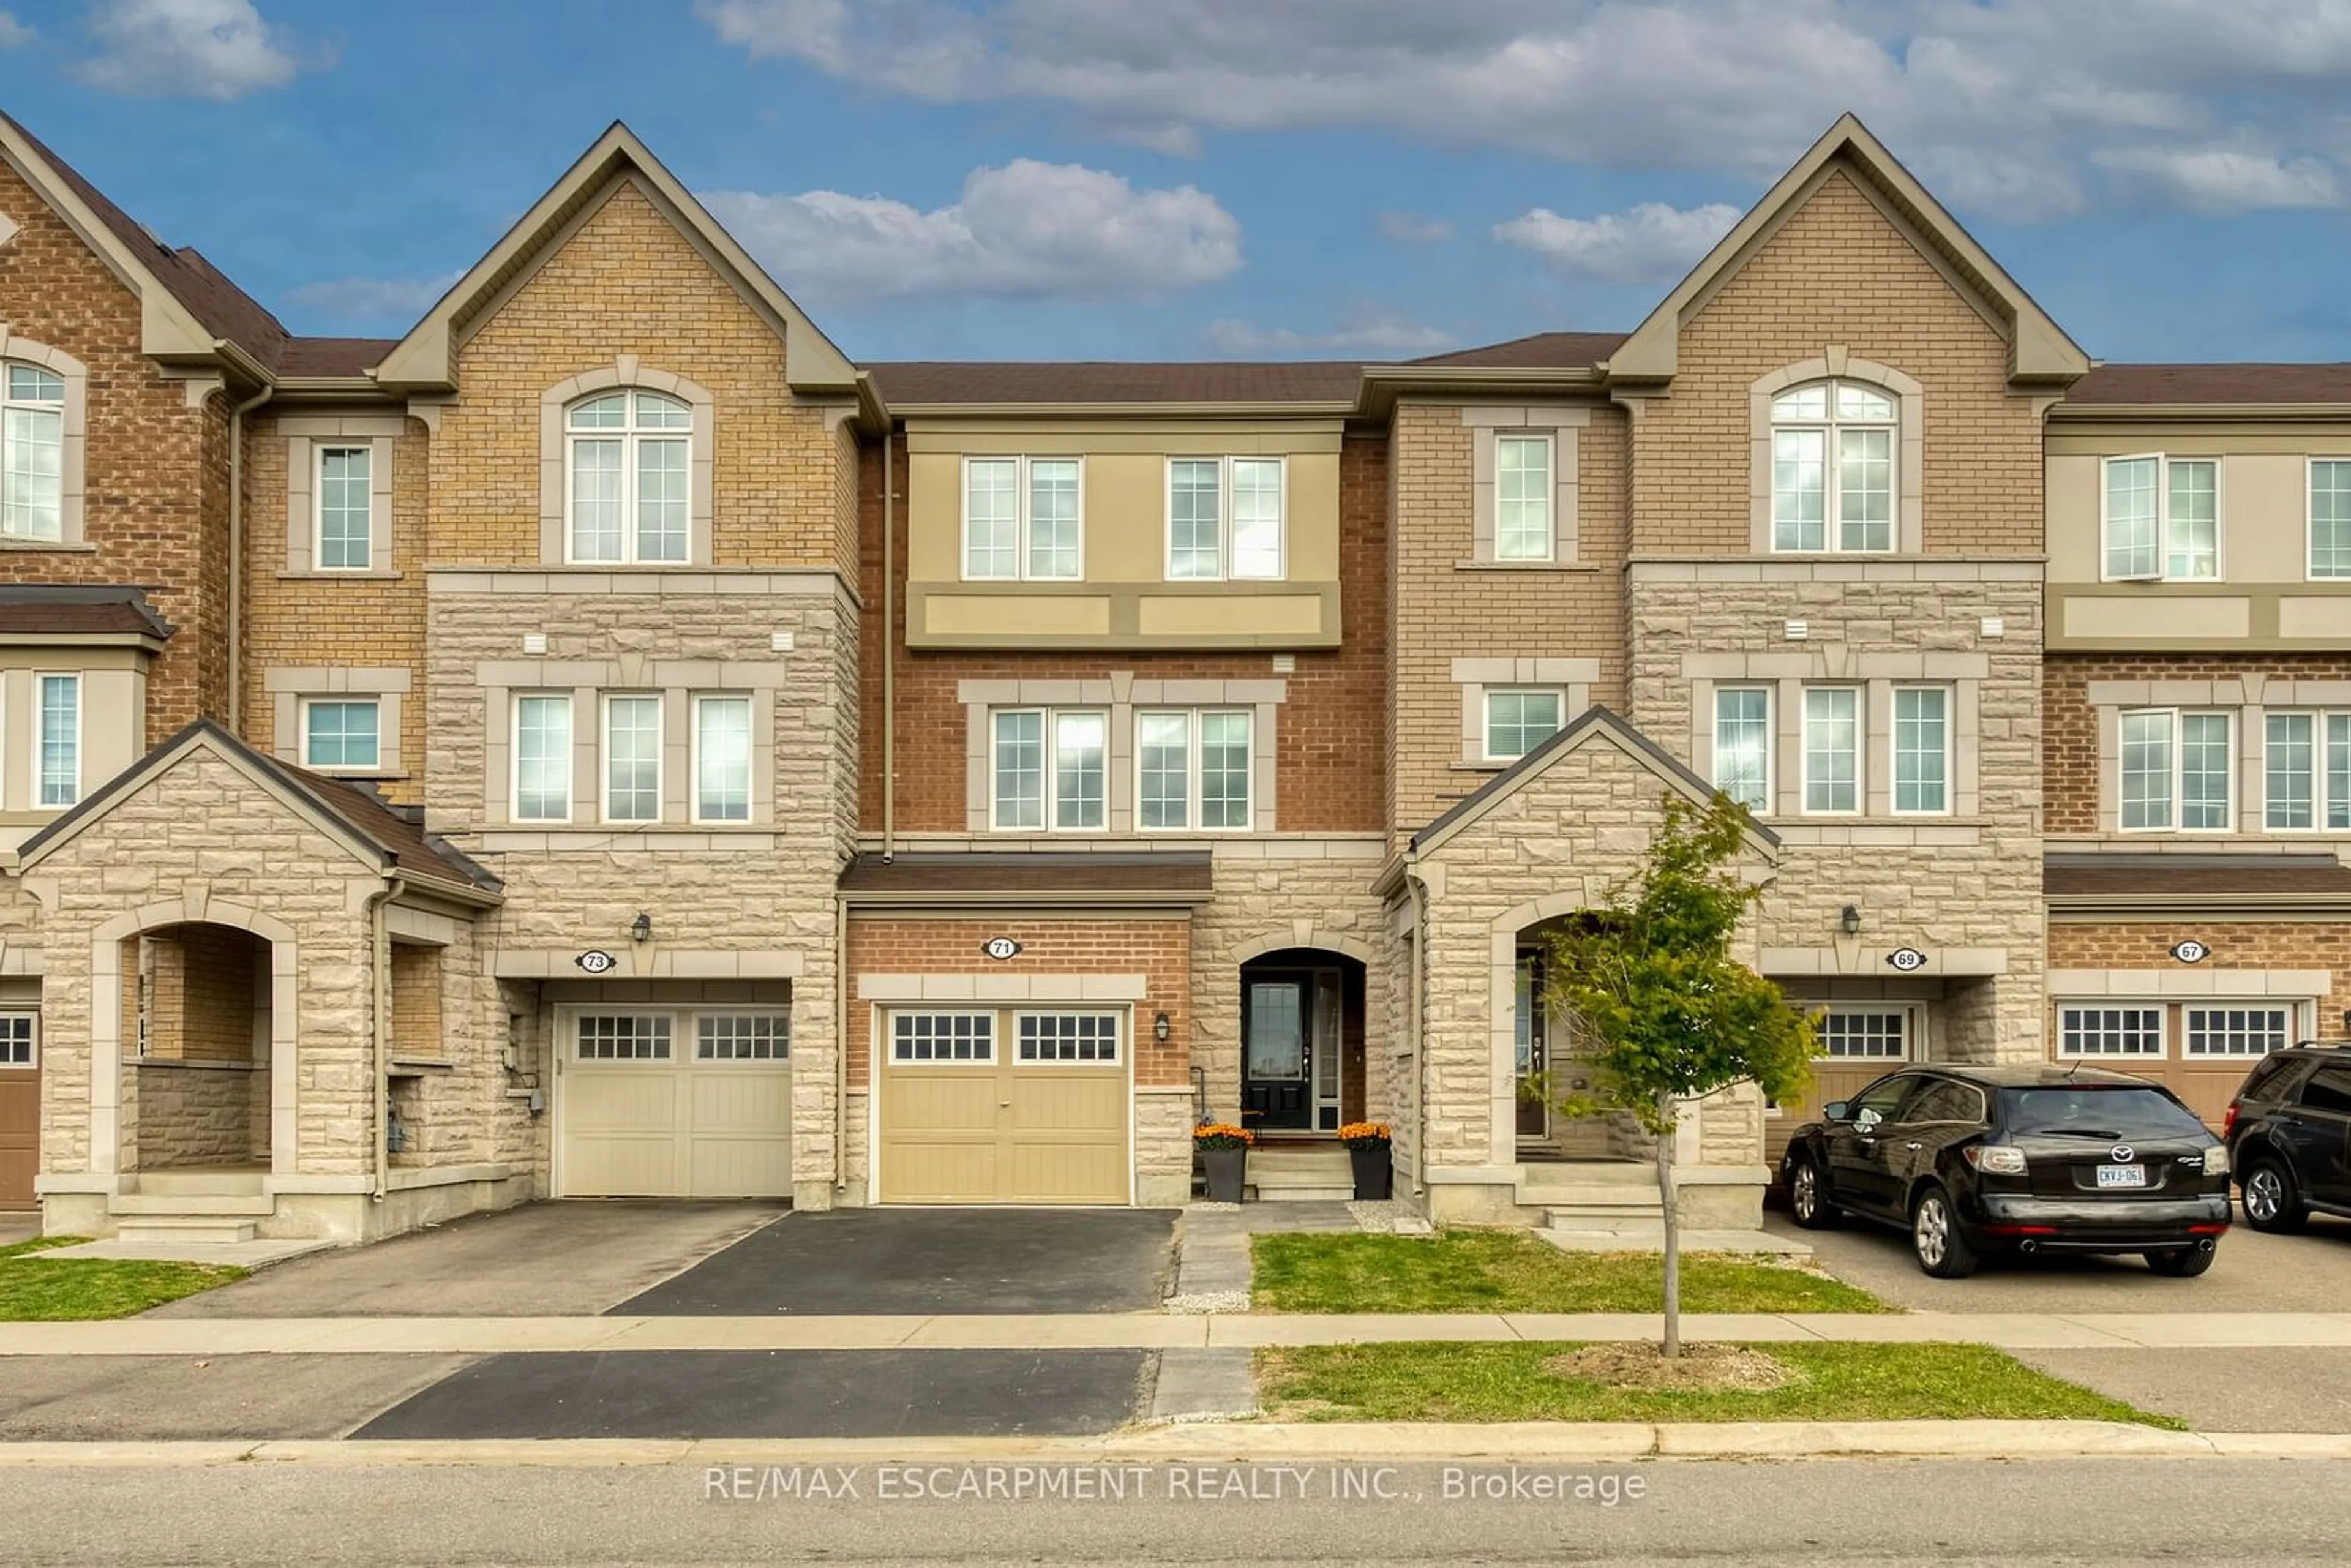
[1508,913,1653,1165]
[121,921,274,1173]
[1237,947,1367,1136]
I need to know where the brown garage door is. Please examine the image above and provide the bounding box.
[1768,1007,1915,1168]
[879,1008,1129,1204]
[2052,1000,2297,1129]
[0,1013,36,1210]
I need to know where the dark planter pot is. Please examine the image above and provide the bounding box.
[1349,1144,1393,1201]
[1201,1147,1248,1202]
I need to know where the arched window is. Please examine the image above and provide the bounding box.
[1770,379,1895,553]
[2,360,67,542]
[566,389,692,563]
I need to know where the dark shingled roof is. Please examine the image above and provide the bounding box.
[276,337,397,378]
[839,850,1213,902]
[0,585,171,639]
[1407,331,1628,369]
[2044,853,2351,900]
[2070,364,2351,407]
[866,361,1364,407]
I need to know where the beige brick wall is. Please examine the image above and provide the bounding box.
[1633,168,2044,557]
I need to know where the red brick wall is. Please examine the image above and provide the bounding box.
[858,432,1390,835]
[845,915,1193,1086]
[2046,653,2351,833]
[0,158,231,741]
[2049,921,2351,1024]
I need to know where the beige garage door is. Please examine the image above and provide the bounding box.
[2053,1000,2299,1129]
[560,1010,792,1198]
[879,1008,1129,1205]
[1768,1007,1915,1167]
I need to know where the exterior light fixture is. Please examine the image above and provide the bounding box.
[1839,904,1862,937]
[631,912,653,944]
[1153,1011,1171,1043]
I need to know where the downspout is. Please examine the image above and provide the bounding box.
[1406,865,1431,1199]
[223,380,272,732]
[834,890,850,1197]
[881,427,897,861]
[366,877,407,1208]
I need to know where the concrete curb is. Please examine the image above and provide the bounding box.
[0,1422,2342,1467]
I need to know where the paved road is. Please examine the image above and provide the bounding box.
[1,1457,2347,1564]
[149,1201,782,1318]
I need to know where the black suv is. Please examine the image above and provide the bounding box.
[2224,1044,2351,1232]
[1780,1063,2232,1278]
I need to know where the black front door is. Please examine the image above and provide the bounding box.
[1242,978,1311,1130]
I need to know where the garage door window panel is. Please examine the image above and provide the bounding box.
[696,1013,790,1061]
[577,1015,672,1060]
[893,1012,996,1063]
[0,1013,33,1067]
[1815,1010,1907,1060]
[2183,1006,2292,1059]
[1017,1012,1121,1064]
[2057,1004,2165,1059]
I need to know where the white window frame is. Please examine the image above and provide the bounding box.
[601,693,663,825]
[694,1011,791,1062]
[1889,683,1952,817]
[511,692,574,825]
[2101,452,2221,583]
[1133,707,1254,833]
[299,696,383,774]
[314,443,374,572]
[1482,687,1565,764]
[2183,1003,2298,1060]
[990,707,1108,833]
[1711,685,1773,812]
[1164,456,1286,582]
[2118,708,2234,835]
[0,1011,35,1070]
[690,694,753,825]
[1800,685,1862,816]
[961,455,1084,582]
[563,389,694,566]
[0,359,66,543]
[1811,1005,1916,1063]
[34,671,77,809]
[1493,432,1556,563]
[1013,1010,1123,1065]
[2311,458,2351,582]
[890,1011,997,1065]
[574,1013,674,1062]
[2055,1002,2168,1060]
[1769,378,1898,554]
[2259,710,2351,833]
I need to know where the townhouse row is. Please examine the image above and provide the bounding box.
[0,110,2342,1243]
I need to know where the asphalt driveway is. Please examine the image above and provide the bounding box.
[615,1207,1177,1316]
[1768,1208,2351,1313]
[149,1200,784,1318]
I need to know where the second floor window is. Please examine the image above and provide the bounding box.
[1168,456,1283,580]
[1712,687,1771,811]
[2104,454,2217,581]
[567,391,690,564]
[1483,689,1563,762]
[2120,708,2232,831]
[317,446,373,570]
[992,709,1104,831]
[514,694,573,822]
[1802,686,1861,812]
[1494,435,1554,561]
[1137,709,1252,830]
[694,696,751,823]
[2313,461,2351,580]
[964,457,1081,580]
[303,699,380,771]
[2264,711,2351,830]
[602,694,662,823]
[36,673,77,807]
[1771,380,1894,553]
[1892,686,1950,814]
[2,362,64,542]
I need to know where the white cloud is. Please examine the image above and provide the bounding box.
[1375,211,1452,244]
[285,272,459,326]
[1202,310,1455,357]
[0,11,35,48]
[1494,202,1742,285]
[72,0,320,100]
[2094,145,2345,214]
[697,0,2351,217]
[701,159,1242,306]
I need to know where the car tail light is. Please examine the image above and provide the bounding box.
[2203,1145,2230,1176]
[2222,1103,2240,1138]
[1963,1145,2027,1174]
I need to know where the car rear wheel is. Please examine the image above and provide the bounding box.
[2241,1159,2309,1234]
[2146,1246,2216,1278]
[1788,1156,1839,1230]
[1911,1185,1978,1279]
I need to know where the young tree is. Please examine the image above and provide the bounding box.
[1536,791,1815,1357]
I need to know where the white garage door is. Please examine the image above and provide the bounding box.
[559,1009,792,1197]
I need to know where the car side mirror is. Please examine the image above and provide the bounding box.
[1823,1100,1850,1122]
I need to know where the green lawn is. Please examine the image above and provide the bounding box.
[0,1236,247,1321]
[1250,1231,1889,1314]
[1257,1341,2184,1427]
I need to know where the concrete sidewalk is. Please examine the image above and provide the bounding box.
[6,1308,2351,1356]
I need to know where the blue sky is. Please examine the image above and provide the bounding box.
[2,1,2350,364]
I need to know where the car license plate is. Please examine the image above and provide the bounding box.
[2096,1163,2147,1189]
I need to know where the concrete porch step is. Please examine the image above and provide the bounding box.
[1243,1184,1355,1202]
[127,1169,267,1197]
[109,1193,276,1218]
[113,1217,258,1244]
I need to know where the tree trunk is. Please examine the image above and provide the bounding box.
[1656,1088,1681,1359]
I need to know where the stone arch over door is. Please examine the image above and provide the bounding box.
[89,895,301,1177]
[1231,927,1378,969]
